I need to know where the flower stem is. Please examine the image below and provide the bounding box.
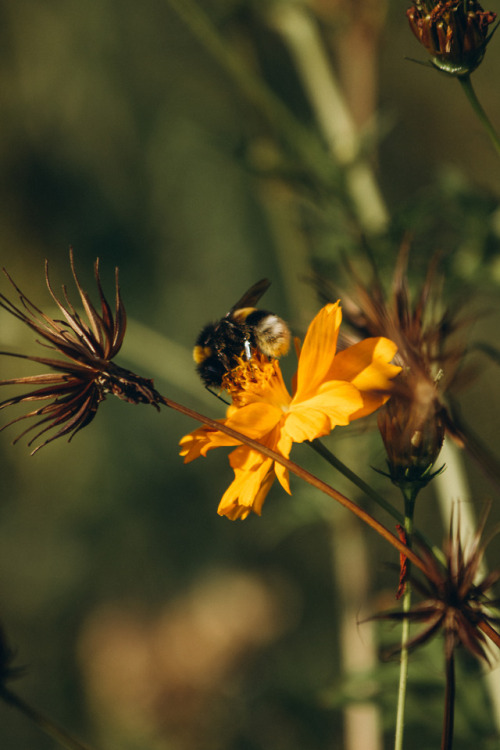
[165,0,338,190]
[172,395,500,654]
[267,2,389,234]
[0,688,96,750]
[393,486,418,750]
[309,439,405,521]
[164,394,430,574]
[459,74,500,158]
[441,652,456,750]
[308,439,446,564]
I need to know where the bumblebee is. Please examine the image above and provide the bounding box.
[194,279,291,389]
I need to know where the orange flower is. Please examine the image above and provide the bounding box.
[180,302,400,520]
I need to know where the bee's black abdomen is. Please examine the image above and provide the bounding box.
[193,319,249,388]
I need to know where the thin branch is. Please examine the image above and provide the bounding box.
[0,688,97,750]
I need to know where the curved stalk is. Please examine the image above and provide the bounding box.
[164,394,430,574]
[441,652,456,750]
[165,0,338,190]
[267,2,389,234]
[393,486,418,750]
[0,688,96,750]
[308,439,446,565]
[459,74,500,158]
[309,438,404,521]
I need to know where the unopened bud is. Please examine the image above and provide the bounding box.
[407,0,497,76]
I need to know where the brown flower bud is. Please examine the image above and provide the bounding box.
[377,375,445,489]
[407,0,497,76]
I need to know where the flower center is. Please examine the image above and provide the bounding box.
[222,351,292,410]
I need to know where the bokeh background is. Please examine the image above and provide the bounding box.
[0,1,500,748]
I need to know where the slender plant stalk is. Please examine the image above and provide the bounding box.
[169,387,500,669]
[164,394,432,573]
[268,3,389,235]
[441,652,456,750]
[0,688,96,750]
[308,439,446,564]
[165,0,339,190]
[393,486,418,750]
[267,3,389,235]
[309,438,404,521]
[331,510,382,750]
[459,74,500,158]
[435,438,500,727]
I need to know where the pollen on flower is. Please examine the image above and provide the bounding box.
[222,351,278,401]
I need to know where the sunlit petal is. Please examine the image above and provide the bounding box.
[182,300,400,519]
[225,402,283,439]
[294,303,342,399]
[326,337,401,419]
[217,458,275,519]
[327,337,399,387]
[179,424,238,461]
[284,383,364,443]
[274,461,290,494]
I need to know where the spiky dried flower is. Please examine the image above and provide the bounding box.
[0,250,162,453]
[315,243,475,490]
[374,508,500,662]
[407,0,498,76]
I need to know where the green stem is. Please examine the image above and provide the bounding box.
[308,439,445,565]
[441,651,455,750]
[0,688,97,750]
[459,74,500,158]
[309,438,404,521]
[393,486,418,750]
[165,0,339,190]
[268,3,389,234]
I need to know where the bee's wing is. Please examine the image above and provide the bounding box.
[228,279,271,314]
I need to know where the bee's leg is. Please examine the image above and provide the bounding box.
[244,339,252,360]
[205,386,230,405]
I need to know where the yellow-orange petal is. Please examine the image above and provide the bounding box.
[327,336,400,390]
[348,390,392,421]
[217,457,275,520]
[228,445,264,472]
[224,401,283,440]
[179,399,284,464]
[294,303,342,400]
[274,460,291,494]
[179,423,241,462]
[284,381,363,444]
[179,425,218,462]
[326,336,401,420]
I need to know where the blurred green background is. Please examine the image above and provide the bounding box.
[0,1,500,748]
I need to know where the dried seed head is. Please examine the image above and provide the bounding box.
[0,250,163,453]
[377,375,446,489]
[315,242,479,491]
[373,507,500,663]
